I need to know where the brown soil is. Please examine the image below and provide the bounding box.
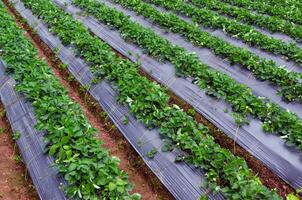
[3,0,299,199]
[2,1,173,199]
[0,106,39,200]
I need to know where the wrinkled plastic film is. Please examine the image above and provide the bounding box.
[10,0,225,199]
[189,1,302,49]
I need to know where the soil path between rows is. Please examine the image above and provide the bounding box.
[0,105,39,200]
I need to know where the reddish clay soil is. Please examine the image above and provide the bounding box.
[1,1,173,199]
[0,106,39,200]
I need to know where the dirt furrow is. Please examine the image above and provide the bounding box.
[0,105,39,200]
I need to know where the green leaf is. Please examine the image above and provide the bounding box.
[108,182,116,191]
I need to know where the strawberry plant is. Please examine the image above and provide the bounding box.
[19,0,282,198]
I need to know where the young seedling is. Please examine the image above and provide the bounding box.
[187,108,196,117]
[123,116,129,125]
[161,139,173,152]
[0,127,5,135]
[146,147,157,159]
[12,131,21,141]
[13,155,23,163]
[231,112,249,127]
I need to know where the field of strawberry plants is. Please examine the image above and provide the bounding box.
[0,0,302,199]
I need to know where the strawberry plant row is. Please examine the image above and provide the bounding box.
[190,0,302,42]
[262,0,302,9]
[95,0,302,150]
[0,3,140,199]
[20,0,282,198]
[220,0,302,26]
[107,0,302,104]
[144,0,302,63]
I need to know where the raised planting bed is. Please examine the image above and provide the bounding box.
[4,0,221,199]
[189,0,302,43]
[0,60,67,200]
[8,0,285,199]
[221,0,302,26]
[143,0,302,72]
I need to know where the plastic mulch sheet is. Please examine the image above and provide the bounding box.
[53,0,302,190]
[96,0,302,120]
[184,0,302,49]
[0,60,67,200]
[9,0,225,199]
[152,3,302,73]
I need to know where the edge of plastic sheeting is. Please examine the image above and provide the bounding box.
[0,61,68,200]
[10,0,226,199]
[52,0,302,190]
